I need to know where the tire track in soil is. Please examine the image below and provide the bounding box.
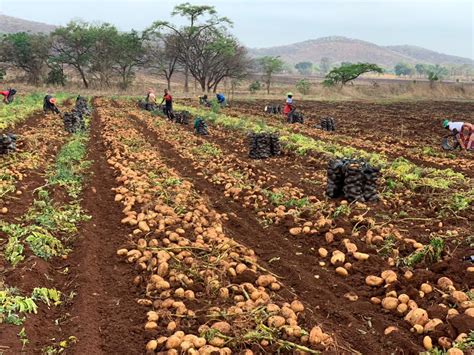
[128,114,422,354]
[57,102,147,355]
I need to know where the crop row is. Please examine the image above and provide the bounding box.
[128,104,473,353]
[96,98,333,354]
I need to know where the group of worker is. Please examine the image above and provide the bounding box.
[1,87,472,151]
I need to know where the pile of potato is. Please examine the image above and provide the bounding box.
[98,100,333,354]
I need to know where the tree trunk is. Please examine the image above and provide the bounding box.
[78,67,89,88]
[184,66,189,93]
[266,78,271,94]
[167,77,171,90]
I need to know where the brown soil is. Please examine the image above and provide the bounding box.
[128,113,423,354]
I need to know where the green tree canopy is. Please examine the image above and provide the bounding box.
[258,56,284,94]
[323,63,383,86]
[394,62,414,76]
[295,61,313,75]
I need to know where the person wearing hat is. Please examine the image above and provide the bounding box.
[443,119,473,151]
[43,94,60,114]
[283,92,295,120]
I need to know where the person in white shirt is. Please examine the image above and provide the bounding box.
[443,119,473,151]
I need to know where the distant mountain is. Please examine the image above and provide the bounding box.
[385,45,473,66]
[0,14,56,34]
[249,36,473,67]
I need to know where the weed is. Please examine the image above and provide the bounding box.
[402,237,444,267]
[377,235,397,258]
[333,204,352,218]
[192,142,222,158]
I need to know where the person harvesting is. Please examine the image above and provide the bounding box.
[443,119,473,151]
[160,89,173,120]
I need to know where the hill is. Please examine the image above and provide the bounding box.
[0,14,56,34]
[249,36,473,67]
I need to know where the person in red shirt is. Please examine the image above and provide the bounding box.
[160,89,173,120]
[1,88,16,104]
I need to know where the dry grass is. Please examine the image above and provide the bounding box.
[3,71,474,103]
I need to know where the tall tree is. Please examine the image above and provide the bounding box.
[323,63,383,86]
[51,21,97,88]
[150,3,231,92]
[0,32,50,84]
[143,30,180,90]
[394,62,414,76]
[258,56,284,94]
[295,61,313,75]
[112,31,145,89]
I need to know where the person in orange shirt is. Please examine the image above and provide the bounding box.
[43,94,60,114]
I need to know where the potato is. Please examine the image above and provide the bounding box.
[412,324,424,334]
[424,318,443,332]
[138,221,150,232]
[404,270,414,280]
[336,267,348,277]
[211,321,231,334]
[438,337,452,349]
[289,227,302,236]
[290,300,304,313]
[423,336,433,351]
[267,315,286,328]
[344,292,358,302]
[366,276,384,286]
[420,283,433,294]
[166,335,182,349]
[398,294,410,304]
[117,248,128,256]
[280,306,297,320]
[236,263,247,274]
[167,321,177,332]
[397,303,408,314]
[330,252,346,265]
[353,252,369,261]
[381,270,397,284]
[370,297,381,305]
[267,303,280,313]
[146,340,158,351]
[147,311,159,322]
[465,308,474,317]
[405,308,429,326]
[437,277,454,290]
[318,248,328,258]
[452,291,468,303]
[257,275,277,287]
[208,336,225,347]
[180,340,193,351]
[382,297,399,311]
[309,326,331,345]
[384,326,398,335]
[446,349,464,355]
[145,321,158,330]
[193,337,206,349]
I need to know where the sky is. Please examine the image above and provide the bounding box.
[1,0,473,58]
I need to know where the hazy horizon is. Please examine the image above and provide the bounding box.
[1,0,472,59]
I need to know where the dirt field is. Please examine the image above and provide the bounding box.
[1,96,473,354]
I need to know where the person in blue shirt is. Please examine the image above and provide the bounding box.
[216,93,226,106]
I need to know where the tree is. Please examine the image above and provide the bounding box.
[0,68,5,81]
[415,63,427,77]
[143,31,179,90]
[0,32,50,84]
[258,56,284,94]
[51,21,98,88]
[394,62,414,76]
[296,79,311,95]
[46,59,67,86]
[323,63,383,86]
[295,61,313,76]
[150,3,232,92]
[183,28,249,92]
[112,31,145,89]
[320,57,331,75]
[249,80,261,92]
[89,23,121,87]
